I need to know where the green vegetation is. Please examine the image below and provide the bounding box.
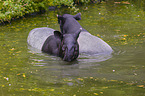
[0,0,97,24]
[0,0,144,24]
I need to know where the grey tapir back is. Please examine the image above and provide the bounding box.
[27,27,54,50]
[78,31,113,54]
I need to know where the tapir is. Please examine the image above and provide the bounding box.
[42,28,82,61]
[57,13,113,54]
[27,13,113,62]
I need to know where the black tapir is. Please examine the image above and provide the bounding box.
[42,28,82,62]
[41,13,84,61]
[27,13,113,62]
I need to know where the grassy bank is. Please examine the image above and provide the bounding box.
[0,0,98,24]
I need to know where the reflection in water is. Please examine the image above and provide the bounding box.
[28,43,145,85]
[79,53,112,63]
[28,44,113,81]
[28,45,112,66]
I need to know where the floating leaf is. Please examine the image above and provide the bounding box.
[137,85,144,88]
[10,48,15,51]
[77,78,84,81]
[90,77,93,79]
[122,1,130,4]
[4,77,9,81]
[16,51,21,53]
[109,80,117,82]
[5,63,8,65]
[17,73,21,75]
[123,35,128,37]
[22,73,26,78]
[94,93,99,95]
[50,88,54,91]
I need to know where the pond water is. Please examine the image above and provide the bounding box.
[0,1,145,96]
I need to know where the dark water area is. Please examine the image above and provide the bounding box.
[0,1,145,96]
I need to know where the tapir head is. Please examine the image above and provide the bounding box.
[54,28,82,62]
[57,13,81,33]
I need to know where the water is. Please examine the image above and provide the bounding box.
[0,1,145,96]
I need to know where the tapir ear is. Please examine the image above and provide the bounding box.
[54,31,63,39]
[57,15,63,19]
[73,13,81,20]
[57,15,63,24]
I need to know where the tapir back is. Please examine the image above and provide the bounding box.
[27,27,54,50]
[27,27,113,56]
[78,32,113,54]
